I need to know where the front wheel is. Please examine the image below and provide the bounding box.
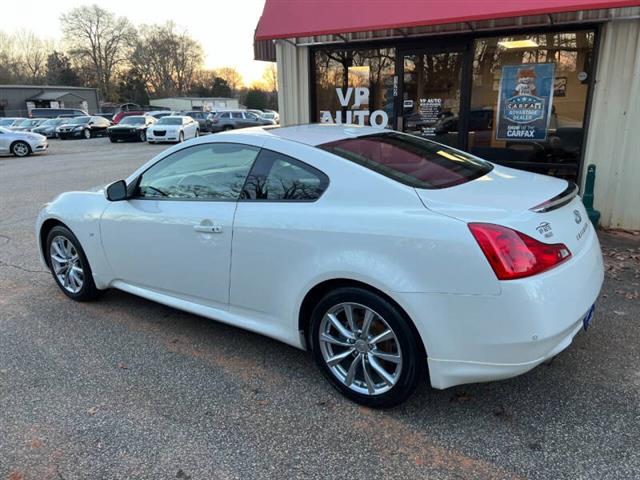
[46,225,99,301]
[11,141,31,157]
[194,129,200,138]
[139,130,147,142]
[109,137,117,143]
[178,131,184,143]
[83,129,91,139]
[309,287,422,408]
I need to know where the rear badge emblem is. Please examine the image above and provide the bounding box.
[574,209,582,224]
[536,222,553,238]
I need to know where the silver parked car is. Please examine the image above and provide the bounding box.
[11,119,46,132]
[0,126,48,157]
[209,109,276,132]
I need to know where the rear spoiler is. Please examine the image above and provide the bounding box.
[530,182,578,213]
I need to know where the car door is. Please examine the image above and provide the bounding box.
[99,142,261,308]
[230,143,330,327]
[231,111,246,128]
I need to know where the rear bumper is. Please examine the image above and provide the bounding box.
[397,225,604,389]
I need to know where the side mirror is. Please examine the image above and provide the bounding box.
[106,180,128,201]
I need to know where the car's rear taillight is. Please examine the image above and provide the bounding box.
[468,223,571,280]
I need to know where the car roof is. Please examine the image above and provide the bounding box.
[221,124,386,147]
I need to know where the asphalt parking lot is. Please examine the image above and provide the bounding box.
[1,137,639,480]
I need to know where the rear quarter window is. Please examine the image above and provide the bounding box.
[320,132,492,189]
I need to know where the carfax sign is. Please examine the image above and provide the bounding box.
[496,63,555,141]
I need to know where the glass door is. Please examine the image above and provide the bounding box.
[399,50,464,148]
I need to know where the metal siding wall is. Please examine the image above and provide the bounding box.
[583,19,640,229]
[275,41,309,126]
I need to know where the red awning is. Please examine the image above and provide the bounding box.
[255,0,640,40]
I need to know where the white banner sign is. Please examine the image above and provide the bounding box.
[320,87,388,128]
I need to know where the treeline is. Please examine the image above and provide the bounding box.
[0,4,278,109]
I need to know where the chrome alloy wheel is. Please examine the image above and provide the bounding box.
[319,302,402,396]
[49,235,84,294]
[12,142,30,157]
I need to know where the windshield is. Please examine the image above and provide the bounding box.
[119,116,146,125]
[0,119,18,126]
[19,119,39,127]
[157,117,182,125]
[68,116,90,125]
[320,132,493,189]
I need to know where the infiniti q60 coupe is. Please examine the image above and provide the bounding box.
[36,124,604,407]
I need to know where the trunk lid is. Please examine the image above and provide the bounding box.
[415,164,593,257]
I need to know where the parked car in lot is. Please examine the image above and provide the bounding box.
[0,117,27,128]
[176,111,213,132]
[0,126,48,157]
[147,115,199,143]
[30,108,88,119]
[35,124,604,407]
[107,115,156,142]
[32,118,71,138]
[10,119,46,132]
[209,109,276,132]
[112,110,146,125]
[261,110,280,123]
[56,115,111,139]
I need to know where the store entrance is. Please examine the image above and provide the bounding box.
[398,49,465,148]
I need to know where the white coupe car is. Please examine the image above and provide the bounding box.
[147,115,199,143]
[0,126,48,157]
[36,125,604,407]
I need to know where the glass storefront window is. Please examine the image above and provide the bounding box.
[314,48,396,127]
[470,31,595,181]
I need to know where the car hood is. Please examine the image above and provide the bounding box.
[151,125,181,131]
[10,131,46,141]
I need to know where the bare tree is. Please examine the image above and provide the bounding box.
[215,67,244,94]
[131,22,203,97]
[60,5,136,100]
[262,63,278,92]
[16,30,53,83]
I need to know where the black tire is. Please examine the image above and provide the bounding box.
[178,131,184,143]
[223,125,233,131]
[11,140,31,157]
[139,130,147,142]
[109,137,118,143]
[46,225,99,301]
[195,129,200,137]
[83,128,91,139]
[309,287,422,408]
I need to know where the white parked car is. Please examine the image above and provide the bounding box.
[0,117,27,128]
[36,125,604,407]
[0,126,48,157]
[147,115,199,143]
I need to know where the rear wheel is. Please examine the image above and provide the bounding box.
[309,287,422,408]
[223,125,233,131]
[46,226,99,301]
[11,141,31,157]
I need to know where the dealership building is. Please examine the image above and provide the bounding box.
[0,85,100,117]
[255,0,640,229]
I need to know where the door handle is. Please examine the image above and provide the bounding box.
[193,224,223,233]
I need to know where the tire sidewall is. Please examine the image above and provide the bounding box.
[309,287,421,408]
[46,225,98,301]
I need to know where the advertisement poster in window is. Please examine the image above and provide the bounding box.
[496,63,555,141]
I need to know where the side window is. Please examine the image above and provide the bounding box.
[231,112,243,119]
[241,149,329,201]
[220,112,230,119]
[137,143,260,201]
[246,112,258,120]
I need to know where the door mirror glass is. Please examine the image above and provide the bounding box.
[106,180,128,201]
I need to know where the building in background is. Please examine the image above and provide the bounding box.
[0,85,100,117]
[255,0,640,229]
[149,97,239,112]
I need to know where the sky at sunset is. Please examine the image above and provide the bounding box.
[0,0,269,85]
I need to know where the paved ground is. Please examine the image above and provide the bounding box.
[1,137,639,480]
